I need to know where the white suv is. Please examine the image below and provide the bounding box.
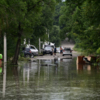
[26,44,38,56]
[62,48,72,56]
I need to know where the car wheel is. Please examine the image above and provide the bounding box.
[70,54,72,56]
[51,53,53,55]
[63,54,64,56]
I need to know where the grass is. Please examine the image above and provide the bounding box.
[18,57,30,61]
[73,47,95,56]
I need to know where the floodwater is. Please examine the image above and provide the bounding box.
[0,57,100,100]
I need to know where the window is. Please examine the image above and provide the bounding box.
[30,46,35,49]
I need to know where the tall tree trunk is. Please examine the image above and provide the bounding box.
[12,23,22,65]
[12,37,21,65]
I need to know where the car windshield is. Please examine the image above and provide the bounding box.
[45,47,52,50]
[64,48,71,51]
[30,46,35,49]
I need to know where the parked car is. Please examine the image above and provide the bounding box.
[21,44,38,58]
[24,48,33,58]
[62,48,72,56]
[26,45,38,56]
[29,45,38,56]
[43,46,53,55]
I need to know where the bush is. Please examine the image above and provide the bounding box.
[18,57,30,61]
[96,47,100,55]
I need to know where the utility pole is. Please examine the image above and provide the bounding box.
[39,38,41,53]
[3,33,7,98]
[24,38,26,44]
[28,39,30,45]
[4,33,7,63]
[39,38,43,53]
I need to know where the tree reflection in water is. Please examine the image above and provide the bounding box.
[1,57,100,99]
[3,62,6,98]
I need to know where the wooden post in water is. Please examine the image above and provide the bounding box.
[77,56,85,64]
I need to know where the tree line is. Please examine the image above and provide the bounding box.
[59,0,100,55]
[0,0,61,64]
[1,0,99,65]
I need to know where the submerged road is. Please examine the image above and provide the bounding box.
[32,38,80,60]
[1,39,100,100]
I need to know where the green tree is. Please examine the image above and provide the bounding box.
[53,2,64,26]
[0,0,61,64]
[30,0,57,48]
[59,0,100,55]
[59,3,77,40]
[49,25,60,46]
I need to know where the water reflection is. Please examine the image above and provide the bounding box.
[54,58,58,75]
[1,57,100,99]
[76,63,92,74]
[0,60,3,74]
[23,61,38,85]
[13,65,21,99]
[38,60,41,87]
[76,56,92,74]
[3,62,6,98]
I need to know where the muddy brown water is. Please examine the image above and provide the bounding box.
[0,56,100,100]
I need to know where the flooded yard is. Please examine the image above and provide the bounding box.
[0,57,100,100]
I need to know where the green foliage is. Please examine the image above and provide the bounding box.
[0,33,3,54]
[59,0,100,55]
[30,0,57,48]
[96,48,100,55]
[0,0,59,62]
[18,57,30,61]
[59,3,77,40]
[49,25,61,46]
[53,2,64,26]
